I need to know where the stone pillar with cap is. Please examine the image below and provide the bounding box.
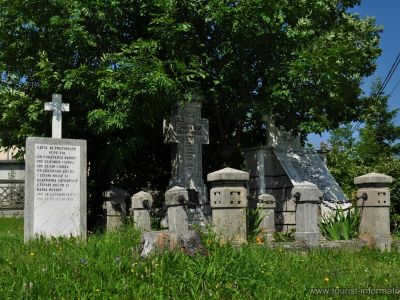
[165,186,189,232]
[257,194,276,241]
[293,183,322,246]
[207,167,249,244]
[103,187,128,232]
[130,191,153,232]
[355,172,393,250]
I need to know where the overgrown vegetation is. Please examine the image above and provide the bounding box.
[319,205,361,240]
[325,80,400,233]
[2,218,400,299]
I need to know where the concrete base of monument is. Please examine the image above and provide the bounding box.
[140,230,208,257]
[266,239,368,251]
[0,209,24,218]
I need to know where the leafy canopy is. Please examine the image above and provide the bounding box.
[0,0,382,194]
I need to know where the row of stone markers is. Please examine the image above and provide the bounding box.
[128,168,394,251]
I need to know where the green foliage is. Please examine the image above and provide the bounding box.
[0,1,382,201]
[246,207,263,242]
[2,218,400,299]
[319,205,361,240]
[273,228,296,242]
[326,79,400,232]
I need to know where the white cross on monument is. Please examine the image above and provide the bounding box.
[44,94,70,138]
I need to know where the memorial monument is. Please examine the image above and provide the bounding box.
[245,117,349,232]
[24,94,87,242]
[163,101,210,226]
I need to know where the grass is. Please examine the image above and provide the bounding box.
[1,218,400,299]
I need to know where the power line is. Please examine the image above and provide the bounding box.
[351,50,400,135]
[389,77,400,96]
[378,51,400,96]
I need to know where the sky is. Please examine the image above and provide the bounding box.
[308,0,400,147]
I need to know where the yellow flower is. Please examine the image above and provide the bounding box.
[95,289,100,292]
[324,277,330,283]
[30,252,35,256]
[255,236,264,245]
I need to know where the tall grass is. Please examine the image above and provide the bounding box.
[1,218,400,299]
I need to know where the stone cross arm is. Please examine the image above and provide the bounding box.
[44,94,70,138]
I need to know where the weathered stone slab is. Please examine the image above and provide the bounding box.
[140,230,207,257]
[274,149,347,202]
[24,137,87,242]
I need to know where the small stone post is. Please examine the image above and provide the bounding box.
[165,186,189,232]
[355,173,393,250]
[207,167,249,244]
[257,194,276,241]
[103,187,128,232]
[130,191,153,232]
[293,184,322,246]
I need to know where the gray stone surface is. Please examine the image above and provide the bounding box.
[355,173,393,251]
[293,184,322,246]
[103,187,127,232]
[163,102,209,226]
[24,137,87,242]
[207,167,249,182]
[257,194,276,240]
[165,186,188,232]
[274,149,347,202]
[265,117,301,150]
[130,191,153,231]
[208,167,249,244]
[354,172,393,186]
[140,230,207,257]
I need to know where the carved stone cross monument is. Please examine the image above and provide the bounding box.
[163,102,209,225]
[44,94,70,138]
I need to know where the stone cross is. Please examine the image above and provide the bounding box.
[163,102,209,204]
[44,94,70,138]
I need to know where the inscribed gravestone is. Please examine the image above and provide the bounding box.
[24,138,87,241]
[24,94,87,242]
[163,102,209,225]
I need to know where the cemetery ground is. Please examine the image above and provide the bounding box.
[1,219,400,300]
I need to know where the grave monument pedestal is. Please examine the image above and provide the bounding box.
[130,191,153,231]
[207,167,249,244]
[355,173,393,250]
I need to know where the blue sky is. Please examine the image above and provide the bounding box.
[308,0,400,147]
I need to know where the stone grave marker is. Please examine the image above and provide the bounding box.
[273,148,347,202]
[24,94,87,242]
[163,102,209,226]
[245,118,349,232]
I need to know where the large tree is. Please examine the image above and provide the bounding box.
[0,0,381,197]
[326,79,400,231]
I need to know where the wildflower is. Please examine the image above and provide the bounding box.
[30,252,35,256]
[95,288,100,292]
[324,277,330,283]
